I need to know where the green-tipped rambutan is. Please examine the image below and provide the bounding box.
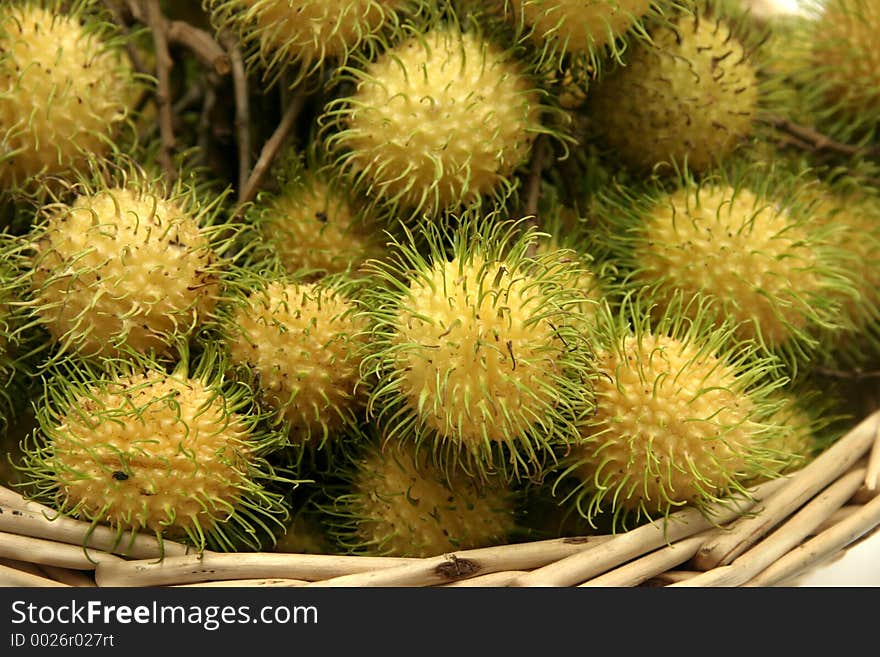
[359,215,596,482]
[756,390,825,478]
[795,0,880,143]
[0,233,40,431]
[555,292,791,529]
[18,162,233,362]
[0,0,142,192]
[593,163,855,368]
[205,0,424,87]
[17,346,296,552]
[325,432,517,557]
[246,152,387,279]
[322,21,549,222]
[529,199,612,323]
[587,3,766,173]
[495,0,675,73]
[217,272,369,452]
[803,178,880,368]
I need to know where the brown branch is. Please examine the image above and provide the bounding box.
[236,92,307,209]
[761,114,877,159]
[143,0,176,183]
[119,0,229,76]
[814,366,880,381]
[100,0,150,75]
[523,135,548,257]
[166,21,231,76]
[197,81,219,168]
[220,31,251,194]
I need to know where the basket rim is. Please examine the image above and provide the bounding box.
[1,408,879,587]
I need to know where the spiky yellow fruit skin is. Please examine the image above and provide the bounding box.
[572,333,764,517]
[810,0,880,126]
[208,0,408,84]
[635,185,825,349]
[589,12,759,172]
[29,187,221,358]
[811,189,880,329]
[327,28,541,218]
[534,242,603,320]
[258,178,385,277]
[339,440,516,557]
[763,395,816,475]
[505,0,654,58]
[44,371,254,539]
[225,280,367,445]
[803,184,880,364]
[395,255,563,448]
[0,4,137,188]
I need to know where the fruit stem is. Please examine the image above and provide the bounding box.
[523,134,548,257]
[220,31,251,193]
[236,92,307,209]
[761,114,880,160]
[143,0,177,183]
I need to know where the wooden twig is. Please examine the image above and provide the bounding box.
[100,0,150,75]
[0,557,46,580]
[644,570,702,586]
[745,492,880,587]
[143,0,176,182]
[0,486,194,559]
[0,531,123,571]
[523,135,547,257]
[236,92,307,208]
[579,535,707,587]
[197,82,219,167]
[760,114,878,158]
[508,475,790,587]
[671,466,867,587]
[813,366,880,381]
[166,20,230,76]
[524,135,547,221]
[220,31,252,194]
[119,0,230,75]
[810,505,860,535]
[40,565,97,588]
[301,536,620,588]
[0,562,69,588]
[440,571,528,587]
[171,578,308,588]
[94,552,418,587]
[865,417,880,491]
[692,409,880,570]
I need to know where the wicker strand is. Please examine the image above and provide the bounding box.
[171,578,308,587]
[812,505,860,534]
[507,476,789,587]
[0,556,47,579]
[865,414,880,491]
[669,466,868,587]
[39,565,98,587]
[440,571,529,587]
[578,534,708,587]
[300,535,615,587]
[745,490,880,586]
[0,490,194,559]
[644,570,702,586]
[0,531,123,570]
[0,562,70,587]
[94,552,420,587]
[692,409,880,570]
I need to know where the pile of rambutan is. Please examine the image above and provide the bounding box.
[0,0,877,563]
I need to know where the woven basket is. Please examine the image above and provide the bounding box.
[1,407,878,588]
